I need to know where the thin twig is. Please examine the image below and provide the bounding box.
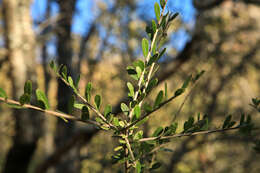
[124,135,136,163]
[0,97,100,127]
[138,126,243,142]
[57,75,117,130]
[124,94,179,131]
[173,80,200,122]
[128,2,168,121]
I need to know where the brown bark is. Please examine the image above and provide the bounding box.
[2,0,43,173]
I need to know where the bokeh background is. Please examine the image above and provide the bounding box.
[0,0,260,172]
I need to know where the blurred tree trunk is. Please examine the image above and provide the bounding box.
[2,0,43,173]
[54,0,80,172]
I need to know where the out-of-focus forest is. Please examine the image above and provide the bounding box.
[0,0,259,172]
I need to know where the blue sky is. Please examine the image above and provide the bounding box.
[31,0,196,53]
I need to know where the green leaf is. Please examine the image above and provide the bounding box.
[172,122,178,133]
[148,53,159,66]
[144,103,153,113]
[100,125,110,130]
[0,87,7,99]
[61,65,67,80]
[130,100,138,108]
[146,25,153,40]
[136,161,142,173]
[142,38,149,58]
[164,82,168,100]
[73,103,84,109]
[126,66,138,80]
[169,12,179,22]
[114,146,123,152]
[160,148,174,152]
[81,106,89,121]
[127,82,135,98]
[19,94,30,105]
[182,75,192,89]
[227,121,236,128]
[160,12,168,30]
[153,126,164,137]
[24,80,32,95]
[164,122,178,136]
[36,89,50,109]
[158,48,166,60]
[184,116,194,132]
[133,60,145,71]
[136,66,142,79]
[133,130,143,140]
[60,117,69,123]
[252,98,260,106]
[85,82,92,102]
[75,75,80,89]
[136,117,149,127]
[95,117,103,124]
[150,162,161,170]
[121,103,129,116]
[152,42,157,55]
[174,88,185,97]
[147,78,158,93]
[94,95,101,110]
[160,0,166,8]
[154,90,163,108]
[68,95,75,114]
[193,70,205,82]
[154,2,161,21]
[49,60,55,69]
[119,121,125,128]
[152,20,157,33]
[68,76,74,88]
[134,105,141,119]
[49,60,57,73]
[222,115,232,129]
[113,117,120,126]
[104,104,112,118]
[6,103,24,109]
[200,118,209,131]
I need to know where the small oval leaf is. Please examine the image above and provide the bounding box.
[142,38,149,58]
[81,106,89,121]
[24,80,32,95]
[85,82,92,102]
[0,87,7,99]
[121,103,129,116]
[127,82,135,98]
[94,95,101,110]
[134,105,141,119]
[104,104,112,118]
[152,126,164,137]
[154,90,163,108]
[154,2,161,21]
[36,89,50,109]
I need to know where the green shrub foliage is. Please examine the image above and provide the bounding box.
[0,1,259,172]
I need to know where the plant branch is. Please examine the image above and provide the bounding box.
[138,126,246,142]
[173,79,201,122]
[125,93,180,131]
[124,135,136,164]
[0,97,100,127]
[57,75,117,130]
[129,2,168,121]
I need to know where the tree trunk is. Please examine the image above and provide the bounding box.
[54,0,80,172]
[2,0,43,173]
